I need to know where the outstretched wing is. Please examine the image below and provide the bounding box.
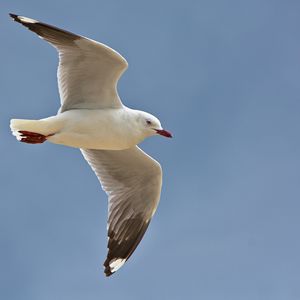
[10,13,128,112]
[81,147,162,276]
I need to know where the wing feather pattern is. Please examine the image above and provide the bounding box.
[9,13,128,111]
[81,147,162,276]
[10,13,164,277]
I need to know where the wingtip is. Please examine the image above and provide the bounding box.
[9,13,38,25]
[104,268,114,277]
[103,257,126,277]
[9,13,19,21]
[103,259,115,277]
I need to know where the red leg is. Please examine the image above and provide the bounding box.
[18,131,54,144]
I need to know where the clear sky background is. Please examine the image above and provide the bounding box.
[1,0,300,299]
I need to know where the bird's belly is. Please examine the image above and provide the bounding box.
[47,111,138,150]
[46,110,139,150]
[48,131,133,150]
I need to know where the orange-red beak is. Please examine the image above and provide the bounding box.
[155,129,172,138]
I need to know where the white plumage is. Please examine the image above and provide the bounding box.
[9,13,171,276]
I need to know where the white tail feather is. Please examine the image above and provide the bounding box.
[11,119,37,140]
[10,119,54,140]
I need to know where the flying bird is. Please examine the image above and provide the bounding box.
[9,13,172,277]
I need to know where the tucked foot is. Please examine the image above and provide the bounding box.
[18,131,54,144]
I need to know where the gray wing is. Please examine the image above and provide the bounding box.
[10,14,128,112]
[81,147,162,276]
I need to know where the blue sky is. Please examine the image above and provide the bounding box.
[1,0,300,299]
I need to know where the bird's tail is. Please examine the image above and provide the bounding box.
[10,118,54,144]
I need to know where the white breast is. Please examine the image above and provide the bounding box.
[46,109,142,150]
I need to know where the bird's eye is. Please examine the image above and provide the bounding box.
[146,120,152,125]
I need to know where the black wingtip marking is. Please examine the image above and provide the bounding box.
[9,13,38,29]
[9,13,80,45]
[104,264,116,277]
[104,259,113,277]
[103,217,150,277]
[9,13,19,22]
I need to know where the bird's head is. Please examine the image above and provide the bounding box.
[137,111,172,138]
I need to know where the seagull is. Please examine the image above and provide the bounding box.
[9,13,172,277]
